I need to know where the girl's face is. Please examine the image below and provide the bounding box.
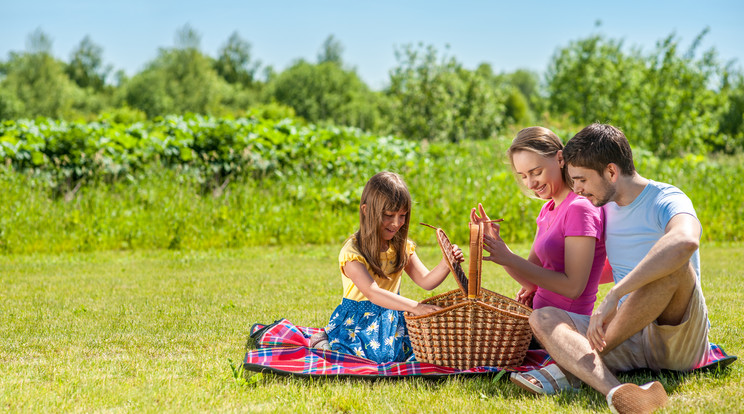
[379,208,408,243]
[511,150,565,200]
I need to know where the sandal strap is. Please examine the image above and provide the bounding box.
[541,363,575,390]
[513,363,577,394]
[539,366,561,391]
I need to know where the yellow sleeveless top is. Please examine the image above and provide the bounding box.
[338,236,416,302]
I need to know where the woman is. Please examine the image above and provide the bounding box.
[471,127,606,393]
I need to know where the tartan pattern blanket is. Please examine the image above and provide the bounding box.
[244,318,736,378]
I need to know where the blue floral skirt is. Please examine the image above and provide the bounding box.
[324,298,414,363]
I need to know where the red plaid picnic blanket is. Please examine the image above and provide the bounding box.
[244,319,736,378]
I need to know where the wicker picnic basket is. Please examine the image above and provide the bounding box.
[404,222,533,369]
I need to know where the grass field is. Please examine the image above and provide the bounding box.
[1,243,742,412]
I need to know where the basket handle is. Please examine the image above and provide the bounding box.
[468,221,484,298]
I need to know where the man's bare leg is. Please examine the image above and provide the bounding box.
[531,307,621,394]
[530,262,697,395]
[602,262,696,351]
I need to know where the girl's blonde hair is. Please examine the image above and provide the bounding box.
[506,126,571,189]
[355,171,411,279]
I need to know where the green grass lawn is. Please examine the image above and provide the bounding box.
[1,243,742,412]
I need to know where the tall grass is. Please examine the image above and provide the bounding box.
[2,138,743,254]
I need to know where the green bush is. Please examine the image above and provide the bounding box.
[1,119,742,254]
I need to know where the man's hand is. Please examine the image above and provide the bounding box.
[587,291,620,352]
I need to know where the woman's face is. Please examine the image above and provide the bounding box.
[511,150,565,200]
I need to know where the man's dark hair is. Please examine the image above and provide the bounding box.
[563,123,636,176]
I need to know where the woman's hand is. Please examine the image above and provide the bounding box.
[409,302,442,316]
[470,203,502,238]
[471,203,493,237]
[516,285,536,307]
[482,232,512,265]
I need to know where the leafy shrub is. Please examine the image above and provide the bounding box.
[2,116,742,254]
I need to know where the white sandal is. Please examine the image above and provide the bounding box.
[510,364,581,395]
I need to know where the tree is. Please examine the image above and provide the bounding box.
[175,24,201,50]
[26,28,53,54]
[66,35,110,91]
[214,31,260,87]
[716,70,744,152]
[503,87,532,126]
[121,25,231,117]
[506,69,543,117]
[264,59,382,130]
[636,29,723,155]
[546,30,726,155]
[386,43,505,141]
[317,35,344,65]
[0,29,84,120]
[546,34,643,129]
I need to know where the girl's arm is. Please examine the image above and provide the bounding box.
[343,261,441,316]
[404,248,463,291]
[483,232,596,299]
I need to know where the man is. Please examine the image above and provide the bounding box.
[519,123,710,414]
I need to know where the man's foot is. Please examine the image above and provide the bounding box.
[510,364,581,395]
[607,381,667,414]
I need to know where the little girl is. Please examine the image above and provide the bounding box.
[310,171,463,363]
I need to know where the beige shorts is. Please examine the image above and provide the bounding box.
[567,282,710,372]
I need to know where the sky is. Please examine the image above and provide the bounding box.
[2,0,743,90]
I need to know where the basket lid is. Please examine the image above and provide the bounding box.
[420,222,484,297]
[423,223,468,294]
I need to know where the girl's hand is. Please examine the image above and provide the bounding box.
[410,302,442,316]
[450,244,464,263]
[516,286,536,307]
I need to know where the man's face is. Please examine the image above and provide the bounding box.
[568,165,616,207]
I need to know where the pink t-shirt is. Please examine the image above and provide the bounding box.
[531,191,606,315]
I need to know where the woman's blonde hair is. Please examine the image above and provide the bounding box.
[355,171,411,279]
[506,126,571,189]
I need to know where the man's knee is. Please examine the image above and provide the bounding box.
[669,261,697,286]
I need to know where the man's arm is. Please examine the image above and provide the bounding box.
[587,212,700,351]
[609,213,700,299]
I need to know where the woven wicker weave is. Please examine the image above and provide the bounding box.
[405,222,533,369]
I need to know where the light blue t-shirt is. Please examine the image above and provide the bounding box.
[604,180,701,302]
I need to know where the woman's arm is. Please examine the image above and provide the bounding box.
[343,261,441,316]
[499,231,541,290]
[404,248,463,291]
[483,233,596,299]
